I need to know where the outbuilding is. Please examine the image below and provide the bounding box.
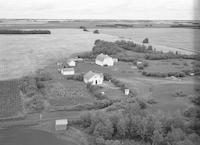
[84,71,104,85]
[67,59,76,67]
[124,89,130,95]
[61,68,75,75]
[55,119,68,131]
[95,53,114,66]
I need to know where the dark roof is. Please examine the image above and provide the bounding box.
[84,71,96,80]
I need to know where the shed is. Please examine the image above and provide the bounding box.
[84,71,104,85]
[95,53,114,66]
[55,119,68,131]
[113,58,118,63]
[61,68,75,75]
[67,59,76,67]
[136,61,143,66]
[125,89,130,95]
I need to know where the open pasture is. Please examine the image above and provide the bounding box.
[144,59,194,73]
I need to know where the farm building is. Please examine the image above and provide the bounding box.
[136,61,143,66]
[84,71,104,85]
[95,53,114,66]
[0,80,23,118]
[67,59,76,67]
[113,58,118,63]
[61,68,75,75]
[124,89,130,95]
[55,119,68,131]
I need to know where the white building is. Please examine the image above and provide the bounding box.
[67,59,76,67]
[84,71,104,85]
[125,89,130,95]
[136,61,143,66]
[113,58,118,63]
[61,68,75,75]
[55,119,68,131]
[95,53,114,66]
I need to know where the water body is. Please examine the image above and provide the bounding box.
[0,29,117,80]
[0,28,199,80]
[0,127,76,145]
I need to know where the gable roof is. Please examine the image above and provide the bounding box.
[84,71,103,80]
[67,59,75,63]
[62,68,74,72]
[96,53,112,62]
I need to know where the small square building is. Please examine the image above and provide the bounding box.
[55,119,68,131]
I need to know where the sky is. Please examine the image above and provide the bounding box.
[0,0,199,20]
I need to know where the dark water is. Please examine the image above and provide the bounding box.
[0,127,75,145]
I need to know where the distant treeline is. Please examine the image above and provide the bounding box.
[0,29,51,34]
[96,24,134,28]
[170,24,200,29]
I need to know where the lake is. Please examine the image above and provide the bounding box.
[0,28,199,80]
[0,29,118,80]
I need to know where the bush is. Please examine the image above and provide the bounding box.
[35,72,52,82]
[92,40,122,55]
[66,74,84,81]
[94,30,100,34]
[142,38,149,43]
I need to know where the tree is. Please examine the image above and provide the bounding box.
[143,38,149,43]
[94,30,100,34]
[93,119,114,139]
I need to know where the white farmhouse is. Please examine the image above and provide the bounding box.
[55,119,68,131]
[84,71,104,85]
[67,59,76,67]
[95,53,114,66]
[61,68,75,75]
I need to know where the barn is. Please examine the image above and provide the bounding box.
[95,53,114,66]
[84,71,104,85]
[60,68,75,75]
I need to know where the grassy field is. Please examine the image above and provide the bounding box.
[144,59,194,73]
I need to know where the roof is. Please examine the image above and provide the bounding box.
[96,53,112,62]
[56,119,68,125]
[67,59,75,63]
[84,71,103,80]
[61,68,74,72]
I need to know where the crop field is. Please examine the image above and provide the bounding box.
[45,80,95,106]
[144,59,194,73]
[0,80,23,118]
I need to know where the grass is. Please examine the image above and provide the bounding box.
[148,83,194,113]
[144,59,193,74]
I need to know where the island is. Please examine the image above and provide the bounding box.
[0,29,51,34]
